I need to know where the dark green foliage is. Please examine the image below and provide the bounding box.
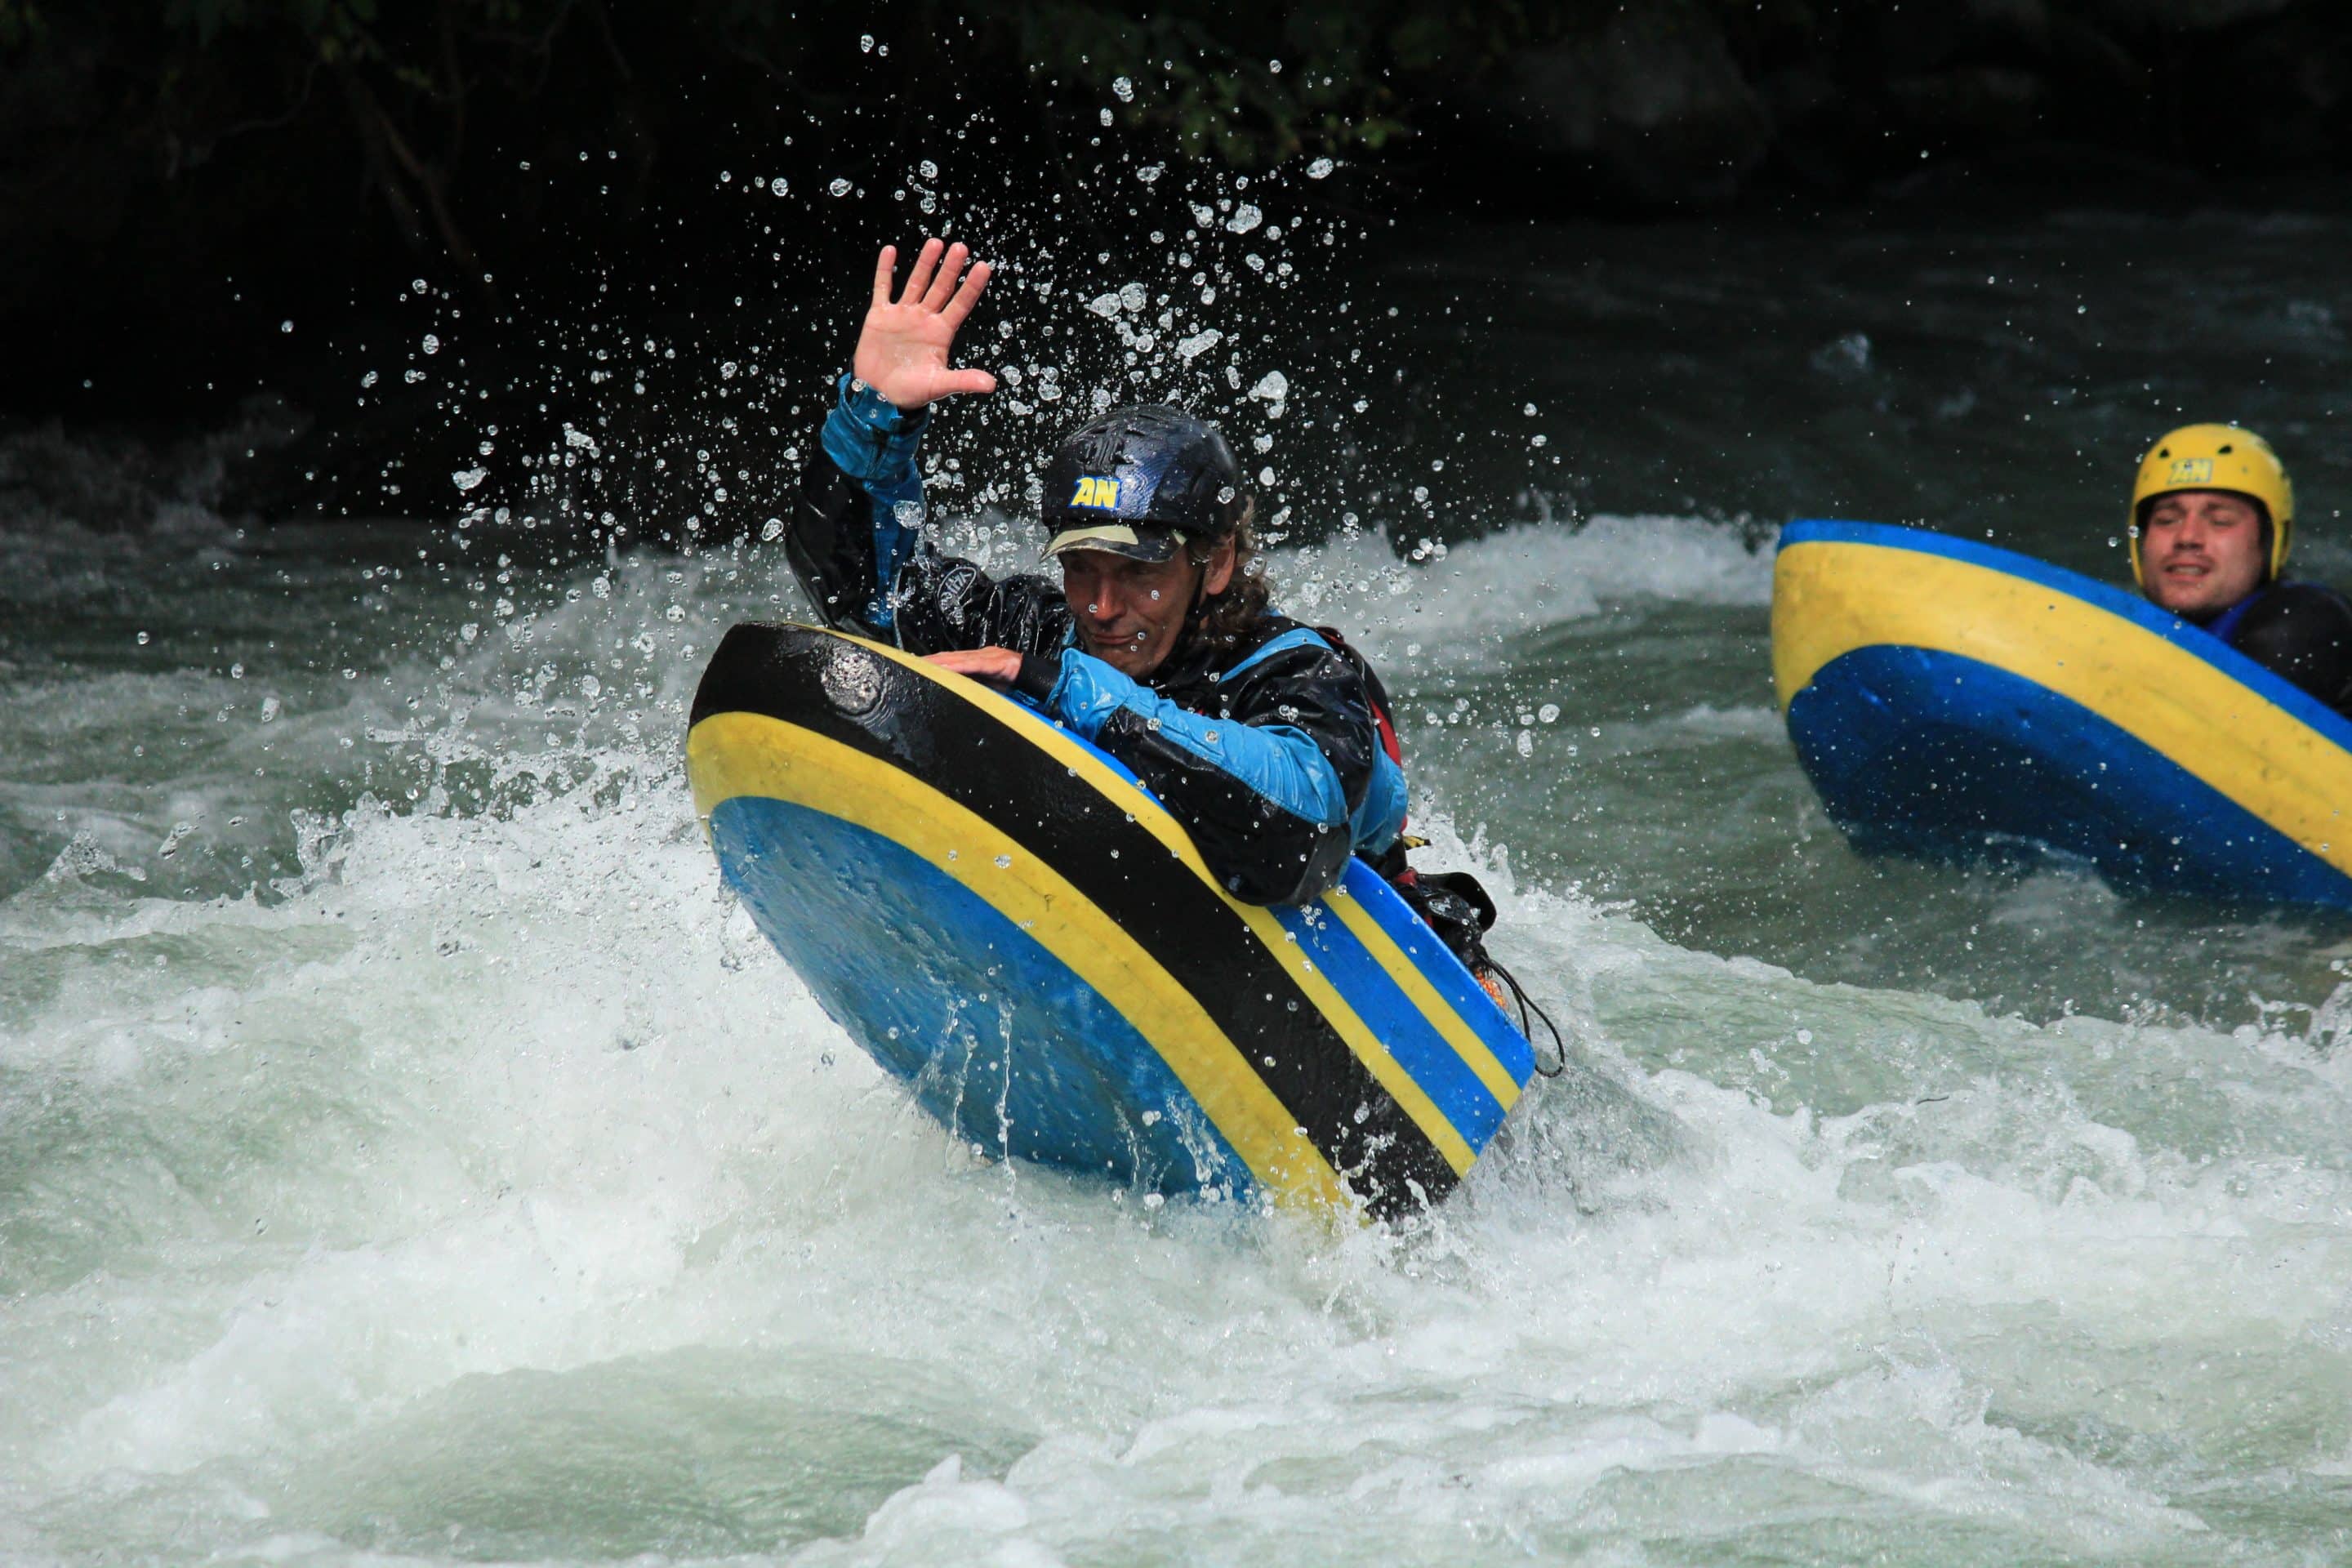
[0,0,42,50]
[124,0,1511,171]
[11,0,2352,418]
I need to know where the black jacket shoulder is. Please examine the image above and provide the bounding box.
[2227,581,2352,719]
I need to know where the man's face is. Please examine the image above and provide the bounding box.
[1059,540,1236,679]
[2140,490,2268,617]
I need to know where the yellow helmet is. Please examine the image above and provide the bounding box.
[2127,423,2294,586]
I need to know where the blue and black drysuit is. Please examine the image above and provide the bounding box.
[2189,581,2352,718]
[785,376,1409,907]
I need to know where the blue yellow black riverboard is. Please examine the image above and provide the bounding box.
[1774,519,2352,908]
[686,623,1535,1218]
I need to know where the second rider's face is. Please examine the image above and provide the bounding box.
[1060,548,1211,679]
[2140,490,2267,617]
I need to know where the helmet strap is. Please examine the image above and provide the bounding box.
[1157,550,1218,669]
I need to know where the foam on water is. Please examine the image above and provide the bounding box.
[10,783,2350,1564]
[1277,511,1774,664]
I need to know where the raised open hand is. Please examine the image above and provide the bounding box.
[853,239,997,412]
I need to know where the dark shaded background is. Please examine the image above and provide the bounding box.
[6,0,2351,533]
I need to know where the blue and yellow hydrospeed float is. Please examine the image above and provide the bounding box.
[687,623,1536,1218]
[1774,519,2352,908]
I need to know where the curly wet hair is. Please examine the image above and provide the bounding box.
[1185,504,1272,656]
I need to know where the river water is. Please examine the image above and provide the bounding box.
[7,192,2352,1564]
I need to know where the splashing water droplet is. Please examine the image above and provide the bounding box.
[769,176,788,196]
[828,177,853,197]
[421,334,441,354]
[859,33,875,51]
[452,468,488,492]
[1225,204,1263,234]
[1307,157,1334,179]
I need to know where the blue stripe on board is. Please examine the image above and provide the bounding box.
[1791,644,2352,909]
[1269,888,1508,1151]
[1340,859,1536,1085]
[708,792,1258,1200]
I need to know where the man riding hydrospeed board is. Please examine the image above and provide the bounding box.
[782,237,1511,987]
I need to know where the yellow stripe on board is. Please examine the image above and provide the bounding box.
[689,710,1352,1210]
[804,630,1481,1175]
[1321,889,1521,1113]
[1772,540,2352,875]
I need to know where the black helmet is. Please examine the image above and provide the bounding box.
[1039,404,1246,563]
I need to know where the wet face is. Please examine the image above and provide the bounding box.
[1059,540,1236,679]
[2139,490,2268,618]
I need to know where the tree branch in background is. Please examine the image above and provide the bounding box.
[338,62,484,278]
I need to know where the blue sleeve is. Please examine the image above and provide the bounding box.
[817,373,929,628]
[1043,649,1348,828]
[1354,748,1408,859]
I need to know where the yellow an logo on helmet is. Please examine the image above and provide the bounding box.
[2167,457,2214,486]
[1070,475,1123,510]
